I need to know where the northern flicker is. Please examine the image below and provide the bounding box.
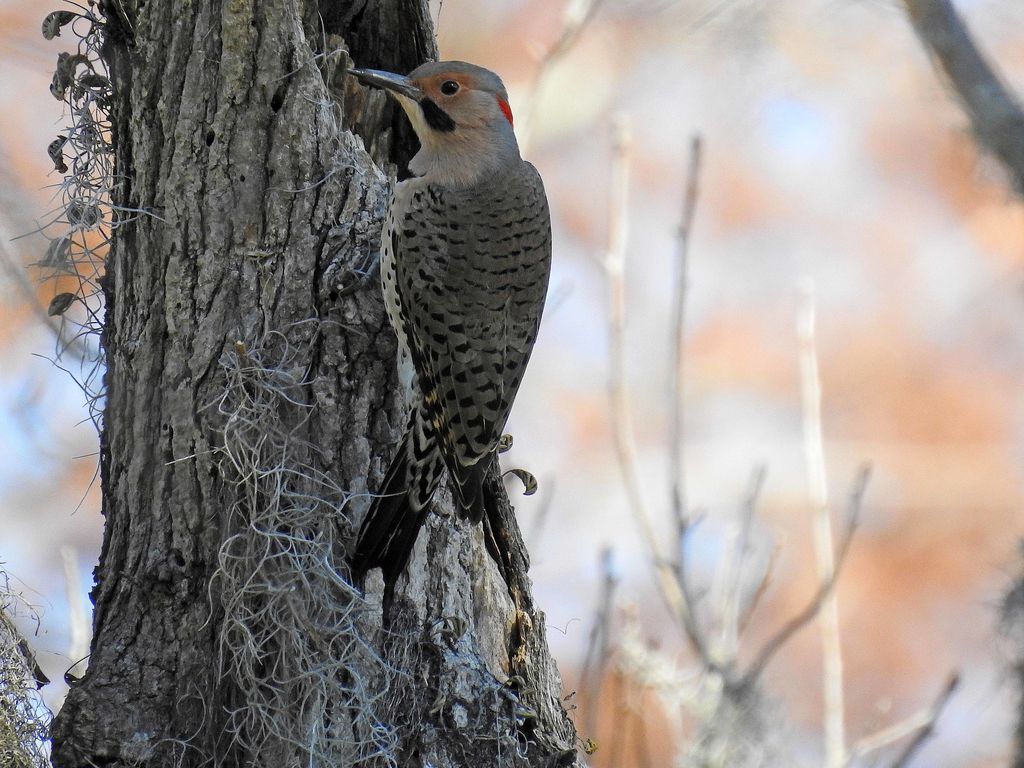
[348,61,552,587]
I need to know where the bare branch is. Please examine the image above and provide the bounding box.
[717,465,766,658]
[668,135,703,543]
[600,117,715,670]
[737,541,779,635]
[888,672,960,768]
[845,670,959,764]
[661,134,722,672]
[602,116,657,561]
[902,0,1024,192]
[674,515,717,671]
[741,465,870,686]
[799,279,846,767]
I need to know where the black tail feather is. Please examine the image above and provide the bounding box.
[352,432,505,589]
[479,455,513,586]
[350,443,429,588]
[450,459,488,524]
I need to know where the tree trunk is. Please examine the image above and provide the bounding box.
[49,1,578,766]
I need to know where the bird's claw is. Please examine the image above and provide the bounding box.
[335,256,380,299]
[502,467,537,496]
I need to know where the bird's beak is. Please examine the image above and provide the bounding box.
[348,68,423,101]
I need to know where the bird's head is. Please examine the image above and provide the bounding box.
[350,61,520,187]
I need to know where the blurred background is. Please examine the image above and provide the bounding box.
[2,0,1024,765]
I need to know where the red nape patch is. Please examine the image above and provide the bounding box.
[497,98,514,127]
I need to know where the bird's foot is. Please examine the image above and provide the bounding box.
[335,254,381,298]
[502,467,537,496]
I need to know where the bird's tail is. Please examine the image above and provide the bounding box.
[450,459,489,524]
[351,413,444,587]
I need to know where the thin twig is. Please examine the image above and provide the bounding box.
[741,465,870,686]
[888,672,960,768]
[662,134,718,670]
[718,465,765,659]
[669,135,703,547]
[675,515,716,670]
[902,0,1024,193]
[799,278,846,767]
[737,541,778,634]
[602,120,658,566]
[847,673,958,762]
[603,116,652,555]
[600,116,712,665]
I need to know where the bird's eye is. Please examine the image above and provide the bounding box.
[440,80,460,96]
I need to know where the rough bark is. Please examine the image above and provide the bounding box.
[49,1,578,766]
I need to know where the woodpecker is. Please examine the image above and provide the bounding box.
[348,61,552,587]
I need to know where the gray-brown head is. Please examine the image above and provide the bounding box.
[349,61,521,188]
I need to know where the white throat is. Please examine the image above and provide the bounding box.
[399,97,521,188]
